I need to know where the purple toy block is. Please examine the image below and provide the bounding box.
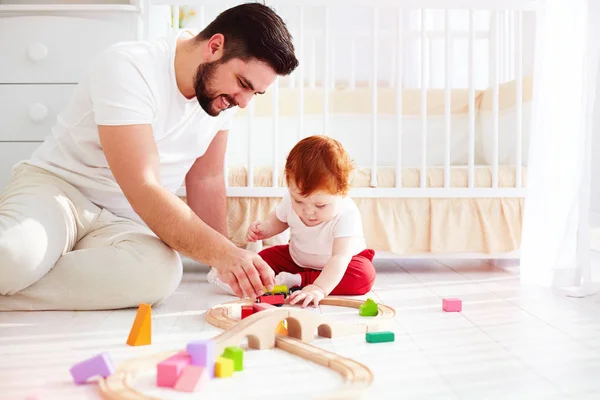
[70,352,115,384]
[157,351,191,388]
[442,298,462,312]
[187,339,216,378]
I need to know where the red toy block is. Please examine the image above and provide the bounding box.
[241,305,254,319]
[256,293,285,306]
[70,352,115,384]
[157,351,191,388]
[253,302,276,312]
[174,365,210,392]
[442,298,462,312]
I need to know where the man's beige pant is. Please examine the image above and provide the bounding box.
[0,164,182,311]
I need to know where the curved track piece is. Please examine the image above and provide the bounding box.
[98,296,395,399]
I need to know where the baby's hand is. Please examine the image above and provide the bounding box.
[289,285,326,308]
[246,221,265,242]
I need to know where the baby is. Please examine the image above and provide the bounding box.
[247,135,375,307]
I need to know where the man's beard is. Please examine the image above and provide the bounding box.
[194,60,236,117]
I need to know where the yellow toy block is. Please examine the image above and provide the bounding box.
[272,285,288,294]
[126,303,151,346]
[214,357,234,378]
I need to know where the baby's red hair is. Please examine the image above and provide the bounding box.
[284,135,354,196]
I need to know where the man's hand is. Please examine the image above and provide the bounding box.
[212,247,275,298]
[289,284,326,308]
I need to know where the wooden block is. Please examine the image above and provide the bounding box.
[214,357,234,378]
[221,346,244,371]
[174,365,209,392]
[366,331,395,343]
[187,339,216,378]
[156,351,191,388]
[241,305,254,319]
[70,352,115,384]
[358,298,378,317]
[252,302,276,312]
[126,303,151,346]
[442,298,462,312]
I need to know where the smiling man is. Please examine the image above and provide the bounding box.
[0,3,299,311]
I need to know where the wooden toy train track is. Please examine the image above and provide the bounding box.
[98,297,396,400]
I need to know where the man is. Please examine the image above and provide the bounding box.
[0,3,299,310]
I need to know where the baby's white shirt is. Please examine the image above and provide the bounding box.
[275,192,366,269]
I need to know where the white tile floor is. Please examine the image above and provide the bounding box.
[1,256,600,400]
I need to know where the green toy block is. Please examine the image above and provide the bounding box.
[359,298,378,317]
[221,346,244,371]
[366,331,395,343]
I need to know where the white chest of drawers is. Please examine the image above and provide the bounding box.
[0,1,142,189]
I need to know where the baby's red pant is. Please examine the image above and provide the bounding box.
[258,245,376,295]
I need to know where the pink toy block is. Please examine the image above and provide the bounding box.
[442,298,462,312]
[252,303,276,312]
[187,339,216,378]
[157,351,191,388]
[70,352,115,384]
[174,365,210,392]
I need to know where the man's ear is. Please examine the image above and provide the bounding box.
[204,33,225,61]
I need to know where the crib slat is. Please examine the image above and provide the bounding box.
[224,144,228,188]
[420,8,427,189]
[199,5,204,29]
[509,10,515,79]
[444,9,451,189]
[515,10,523,188]
[323,6,330,134]
[272,77,280,187]
[298,6,305,141]
[172,5,179,31]
[371,7,378,187]
[247,100,255,188]
[310,37,316,89]
[350,37,356,90]
[331,39,336,90]
[395,7,403,188]
[468,9,475,189]
[491,11,499,189]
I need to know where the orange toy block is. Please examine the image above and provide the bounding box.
[174,365,209,392]
[275,319,288,335]
[126,303,152,346]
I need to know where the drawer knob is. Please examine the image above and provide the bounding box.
[29,103,48,122]
[28,43,48,62]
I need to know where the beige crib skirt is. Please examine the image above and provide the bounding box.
[181,166,526,255]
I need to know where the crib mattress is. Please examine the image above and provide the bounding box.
[181,165,525,255]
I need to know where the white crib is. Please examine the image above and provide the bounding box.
[147,0,541,258]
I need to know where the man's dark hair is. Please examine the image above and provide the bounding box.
[196,2,299,75]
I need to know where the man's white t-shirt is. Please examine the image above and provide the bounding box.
[275,192,367,269]
[24,30,236,224]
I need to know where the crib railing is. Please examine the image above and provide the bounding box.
[149,0,541,199]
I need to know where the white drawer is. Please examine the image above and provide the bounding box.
[0,14,136,84]
[0,84,75,141]
[0,142,41,191]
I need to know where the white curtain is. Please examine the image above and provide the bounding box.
[520,0,600,290]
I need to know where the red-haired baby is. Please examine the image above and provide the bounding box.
[246,135,376,307]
